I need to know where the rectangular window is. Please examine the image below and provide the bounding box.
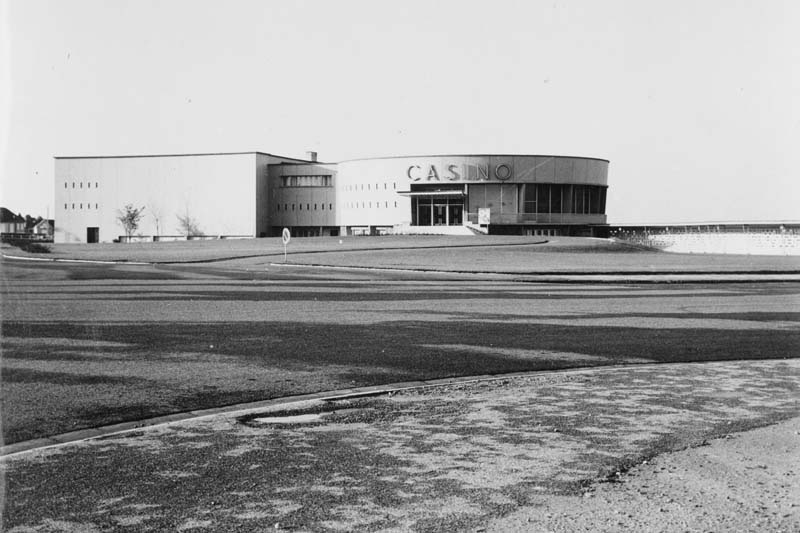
[64,182,67,188]
[95,203,98,209]
[307,204,310,210]
[64,203,67,209]
[299,204,302,210]
[523,184,537,213]
[551,185,562,214]
[72,183,75,188]
[72,203,75,209]
[285,204,288,211]
[95,182,98,188]
[329,204,333,210]
[80,182,83,188]
[80,203,82,209]
[314,204,317,210]
[281,175,333,187]
[292,204,295,211]
[537,184,551,214]
[394,201,397,208]
[322,204,325,210]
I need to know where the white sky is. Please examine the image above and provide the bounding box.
[1,0,798,223]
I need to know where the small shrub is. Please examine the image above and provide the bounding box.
[4,239,51,253]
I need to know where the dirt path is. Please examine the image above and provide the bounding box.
[490,416,800,532]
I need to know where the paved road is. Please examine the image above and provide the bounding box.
[3,360,798,532]
[2,259,799,444]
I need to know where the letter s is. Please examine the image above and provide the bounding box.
[447,164,461,181]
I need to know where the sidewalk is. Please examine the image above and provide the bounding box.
[3,359,798,532]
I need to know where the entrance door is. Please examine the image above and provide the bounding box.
[87,227,99,243]
[434,204,447,225]
[448,204,463,225]
[417,201,432,226]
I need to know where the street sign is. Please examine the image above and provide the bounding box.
[282,228,290,262]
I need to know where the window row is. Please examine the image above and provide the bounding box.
[276,203,334,211]
[522,184,606,215]
[281,175,332,187]
[65,181,99,189]
[346,201,398,209]
[344,182,396,192]
[65,203,99,210]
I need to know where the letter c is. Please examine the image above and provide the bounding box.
[407,165,422,181]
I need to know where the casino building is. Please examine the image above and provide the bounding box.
[54,152,609,243]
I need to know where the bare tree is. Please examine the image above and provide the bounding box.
[116,204,145,242]
[149,204,163,238]
[176,211,202,238]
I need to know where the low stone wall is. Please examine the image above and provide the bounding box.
[615,231,800,256]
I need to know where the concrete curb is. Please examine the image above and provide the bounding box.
[0,365,617,458]
[269,262,800,283]
[1,360,789,459]
[1,253,151,265]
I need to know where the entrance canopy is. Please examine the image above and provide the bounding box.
[397,190,466,197]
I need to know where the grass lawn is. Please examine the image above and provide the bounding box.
[4,235,800,272]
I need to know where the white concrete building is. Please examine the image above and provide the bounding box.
[55,151,609,243]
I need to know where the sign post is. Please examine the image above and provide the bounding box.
[281,227,291,262]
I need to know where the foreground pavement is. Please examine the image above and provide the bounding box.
[3,359,799,532]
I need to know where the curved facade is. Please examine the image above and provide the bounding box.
[331,154,608,236]
[55,152,609,243]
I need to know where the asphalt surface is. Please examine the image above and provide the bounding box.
[2,359,798,531]
[2,245,799,531]
[3,258,799,444]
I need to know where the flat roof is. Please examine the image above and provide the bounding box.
[54,151,315,163]
[339,153,610,164]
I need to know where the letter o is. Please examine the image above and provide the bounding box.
[494,164,512,181]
